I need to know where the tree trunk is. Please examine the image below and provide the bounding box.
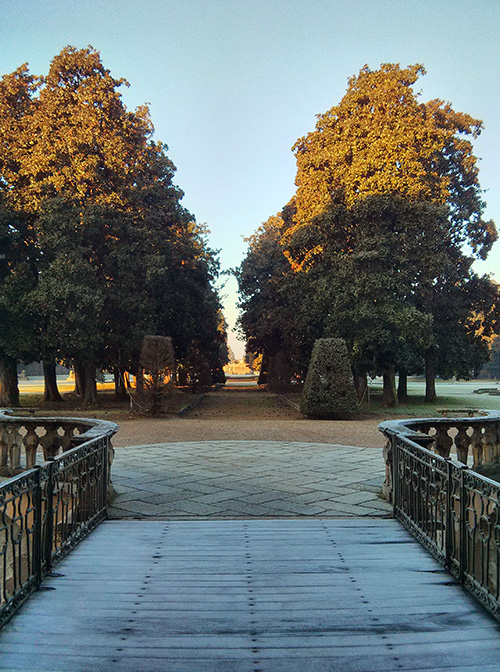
[266,355,277,391]
[73,360,85,397]
[136,368,144,394]
[84,361,98,407]
[425,355,437,402]
[43,361,63,402]
[267,352,291,392]
[353,369,368,402]
[0,355,19,407]
[382,367,397,407]
[397,369,408,403]
[257,353,268,385]
[114,367,127,401]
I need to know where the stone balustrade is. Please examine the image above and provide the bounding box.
[0,409,118,477]
[378,410,500,502]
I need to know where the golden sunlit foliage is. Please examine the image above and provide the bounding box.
[285,63,495,270]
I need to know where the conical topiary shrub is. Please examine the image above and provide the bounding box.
[300,338,358,419]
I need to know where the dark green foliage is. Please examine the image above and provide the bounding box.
[239,65,499,405]
[237,210,323,387]
[300,339,358,419]
[0,48,228,406]
[267,352,293,392]
[0,203,38,405]
[186,347,213,393]
[481,337,500,379]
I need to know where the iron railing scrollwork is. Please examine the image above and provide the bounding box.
[386,427,500,621]
[0,435,111,629]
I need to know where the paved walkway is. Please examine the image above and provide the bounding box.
[1,519,498,671]
[108,441,391,519]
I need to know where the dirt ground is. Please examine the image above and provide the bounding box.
[109,387,389,450]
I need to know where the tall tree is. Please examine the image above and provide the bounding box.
[0,65,40,403]
[12,47,152,212]
[0,46,228,405]
[281,63,497,401]
[0,64,39,202]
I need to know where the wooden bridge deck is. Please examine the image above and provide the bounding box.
[1,519,499,671]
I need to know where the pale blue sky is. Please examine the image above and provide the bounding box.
[2,0,499,356]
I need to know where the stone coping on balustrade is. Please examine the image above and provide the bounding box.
[378,410,500,501]
[0,408,119,443]
[378,409,500,445]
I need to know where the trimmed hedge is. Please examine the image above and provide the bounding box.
[300,338,358,419]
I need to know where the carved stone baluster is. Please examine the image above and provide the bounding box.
[418,423,432,438]
[434,424,453,458]
[39,425,60,460]
[489,422,500,464]
[9,427,23,473]
[0,424,9,473]
[455,425,471,465]
[58,424,75,452]
[414,423,435,453]
[0,426,14,475]
[23,426,40,468]
[109,440,115,468]
[482,423,498,465]
[471,425,484,469]
[382,438,393,503]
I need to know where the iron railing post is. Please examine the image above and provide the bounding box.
[102,437,109,515]
[43,458,55,574]
[459,466,467,585]
[445,459,452,570]
[33,466,43,588]
[392,434,399,518]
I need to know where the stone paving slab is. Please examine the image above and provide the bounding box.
[108,441,391,519]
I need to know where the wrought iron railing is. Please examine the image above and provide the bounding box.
[0,432,114,629]
[380,413,500,621]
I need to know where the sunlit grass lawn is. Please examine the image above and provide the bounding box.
[362,379,500,417]
[13,377,500,420]
[14,387,204,418]
[284,379,500,418]
[360,393,500,417]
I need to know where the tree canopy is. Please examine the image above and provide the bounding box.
[238,63,499,405]
[0,46,228,405]
[285,63,496,270]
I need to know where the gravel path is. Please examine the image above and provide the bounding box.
[111,388,388,449]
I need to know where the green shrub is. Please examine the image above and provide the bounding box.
[300,338,358,419]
